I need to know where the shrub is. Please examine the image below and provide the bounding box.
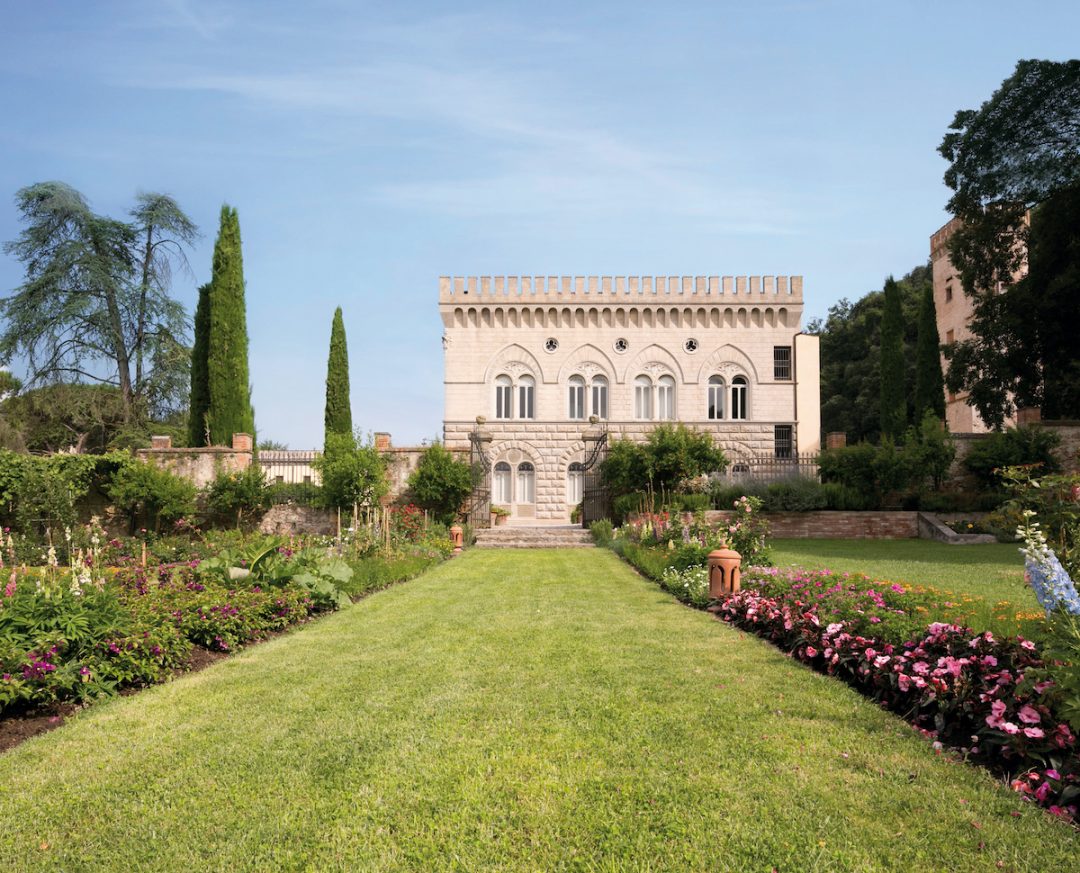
[603,424,727,496]
[659,564,710,607]
[964,425,1061,491]
[760,477,829,512]
[589,519,613,547]
[407,442,474,525]
[265,481,321,506]
[315,432,388,509]
[106,460,198,532]
[205,465,270,527]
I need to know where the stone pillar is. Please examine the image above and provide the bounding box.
[375,432,392,451]
[707,548,742,598]
[1016,407,1042,426]
[231,433,253,452]
[150,435,172,449]
[826,432,847,450]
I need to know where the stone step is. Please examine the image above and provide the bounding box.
[475,526,595,549]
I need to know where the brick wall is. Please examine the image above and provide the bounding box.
[697,510,919,539]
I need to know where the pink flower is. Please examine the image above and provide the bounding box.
[1002,722,1020,735]
[1023,727,1045,739]
[1018,705,1041,725]
[1020,639,1036,651]
[1046,769,1062,781]
[805,646,818,658]
[898,674,912,692]
[912,661,930,675]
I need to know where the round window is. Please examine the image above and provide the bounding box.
[684,338,699,353]
[613,338,629,354]
[544,337,559,353]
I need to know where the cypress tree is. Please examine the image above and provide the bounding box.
[206,206,255,445]
[879,276,907,439]
[913,284,946,423]
[324,306,353,442]
[187,283,212,446]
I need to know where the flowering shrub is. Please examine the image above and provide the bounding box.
[713,571,1080,818]
[1018,510,1080,616]
[659,564,710,608]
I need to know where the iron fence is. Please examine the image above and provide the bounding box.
[724,452,819,484]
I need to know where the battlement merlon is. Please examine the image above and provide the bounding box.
[438,275,803,306]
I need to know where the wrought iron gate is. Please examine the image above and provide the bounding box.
[466,425,492,529]
[580,427,609,528]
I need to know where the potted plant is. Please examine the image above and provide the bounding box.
[491,505,510,526]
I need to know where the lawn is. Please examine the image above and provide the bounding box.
[0,548,1076,871]
[771,538,1043,637]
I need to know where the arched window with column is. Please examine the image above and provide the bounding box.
[495,375,513,419]
[708,375,725,420]
[568,375,585,420]
[493,461,512,503]
[591,375,608,420]
[657,375,676,420]
[731,375,748,420]
[634,375,653,419]
[516,462,535,503]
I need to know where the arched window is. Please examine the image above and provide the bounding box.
[634,375,653,420]
[568,375,585,420]
[493,462,512,503]
[657,375,676,420]
[516,462,535,503]
[591,376,608,420]
[495,375,513,420]
[708,375,725,420]
[567,461,584,506]
[731,376,748,420]
[518,375,535,420]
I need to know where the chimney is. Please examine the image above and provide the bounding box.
[150,435,172,450]
[231,433,253,452]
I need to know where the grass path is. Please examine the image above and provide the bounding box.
[0,549,1076,871]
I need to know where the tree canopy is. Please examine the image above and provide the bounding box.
[807,265,928,443]
[879,276,906,440]
[206,206,255,446]
[939,60,1080,426]
[324,307,352,442]
[1,183,196,422]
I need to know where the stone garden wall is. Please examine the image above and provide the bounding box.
[677,509,920,539]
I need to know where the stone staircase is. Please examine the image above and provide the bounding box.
[474,525,595,549]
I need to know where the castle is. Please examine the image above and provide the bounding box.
[440,275,821,524]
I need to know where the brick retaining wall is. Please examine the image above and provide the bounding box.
[687,510,919,539]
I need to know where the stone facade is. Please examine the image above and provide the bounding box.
[441,275,821,524]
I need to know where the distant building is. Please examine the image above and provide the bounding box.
[440,275,821,525]
[930,218,1028,433]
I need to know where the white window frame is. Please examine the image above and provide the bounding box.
[518,375,535,420]
[591,376,608,420]
[634,375,653,420]
[516,461,535,503]
[495,375,513,420]
[731,375,748,420]
[568,375,585,420]
[493,461,512,503]
[657,375,676,421]
[708,375,725,420]
[567,462,584,506]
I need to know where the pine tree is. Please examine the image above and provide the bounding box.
[913,284,946,424]
[187,283,211,446]
[879,276,907,439]
[206,206,255,445]
[324,307,352,443]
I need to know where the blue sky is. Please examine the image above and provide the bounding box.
[1,1,1077,447]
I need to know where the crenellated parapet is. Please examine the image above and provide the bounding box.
[439,275,803,305]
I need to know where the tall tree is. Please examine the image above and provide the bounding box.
[879,276,906,439]
[187,283,211,446]
[1,183,196,422]
[939,60,1080,426]
[206,206,255,445]
[913,284,945,423]
[324,306,352,443]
